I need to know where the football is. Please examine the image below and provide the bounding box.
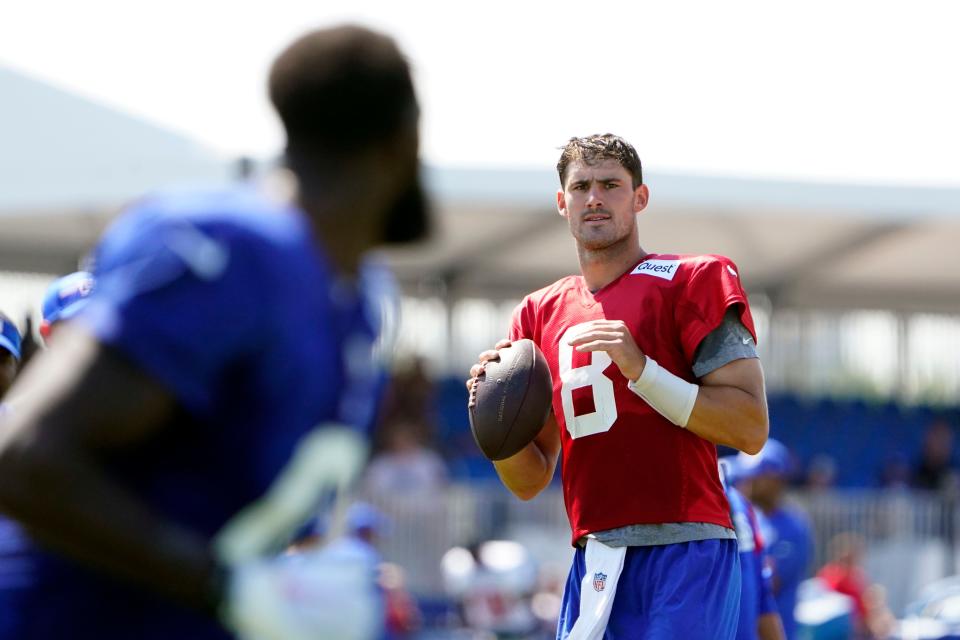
[468,339,553,461]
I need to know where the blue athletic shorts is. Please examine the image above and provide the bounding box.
[557,538,741,640]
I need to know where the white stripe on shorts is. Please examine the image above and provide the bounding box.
[567,538,627,640]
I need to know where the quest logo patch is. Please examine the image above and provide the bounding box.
[630,259,681,281]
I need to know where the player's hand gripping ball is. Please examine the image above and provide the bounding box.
[468,339,552,461]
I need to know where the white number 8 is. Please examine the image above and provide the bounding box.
[559,324,618,439]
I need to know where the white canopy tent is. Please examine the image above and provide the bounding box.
[392,168,960,315]
[0,65,231,273]
[4,64,959,314]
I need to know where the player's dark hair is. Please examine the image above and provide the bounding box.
[556,134,643,189]
[268,25,418,156]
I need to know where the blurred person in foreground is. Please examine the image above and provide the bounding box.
[468,134,769,638]
[738,439,813,640]
[720,458,785,640]
[0,24,429,640]
[816,532,895,639]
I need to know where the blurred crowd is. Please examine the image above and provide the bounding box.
[799,419,960,495]
[362,353,960,497]
[350,355,960,639]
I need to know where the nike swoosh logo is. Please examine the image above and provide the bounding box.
[742,337,752,345]
[164,224,230,281]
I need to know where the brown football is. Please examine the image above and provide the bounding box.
[468,339,553,461]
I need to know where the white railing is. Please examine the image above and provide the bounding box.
[358,485,960,615]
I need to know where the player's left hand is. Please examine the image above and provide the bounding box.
[466,338,513,404]
[566,320,646,381]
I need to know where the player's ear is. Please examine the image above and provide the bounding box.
[556,188,568,218]
[633,183,649,214]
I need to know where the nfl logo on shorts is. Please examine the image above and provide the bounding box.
[593,572,607,592]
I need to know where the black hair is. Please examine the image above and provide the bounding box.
[269,25,418,155]
[557,134,643,189]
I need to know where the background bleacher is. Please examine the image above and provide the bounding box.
[431,376,959,489]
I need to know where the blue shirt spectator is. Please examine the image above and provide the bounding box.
[737,438,813,640]
[722,459,783,640]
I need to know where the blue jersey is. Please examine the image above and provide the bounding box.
[727,485,778,640]
[0,187,386,639]
[761,505,813,640]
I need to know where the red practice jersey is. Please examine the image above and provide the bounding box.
[509,254,757,544]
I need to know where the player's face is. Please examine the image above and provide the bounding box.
[557,160,648,252]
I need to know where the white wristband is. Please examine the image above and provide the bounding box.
[627,356,699,428]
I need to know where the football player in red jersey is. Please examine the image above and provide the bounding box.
[468,134,769,639]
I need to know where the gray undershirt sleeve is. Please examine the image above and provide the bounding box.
[691,306,758,378]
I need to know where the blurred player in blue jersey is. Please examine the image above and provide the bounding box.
[738,439,813,640]
[721,458,785,640]
[0,24,428,640]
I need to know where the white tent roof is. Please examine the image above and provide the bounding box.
[0,66,231,212]
[384,168,960,313]
[2,67,959,313]
[0,65,232,272]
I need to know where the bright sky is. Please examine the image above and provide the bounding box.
[3,0,959,186]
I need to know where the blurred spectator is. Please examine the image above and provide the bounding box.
[720,458,786,640]
[14,314,41,372]
[816,532,895,639]
[286,512,329,554]
[530,564,566,638]
[39,271,96,343]
[334,503,421,639]
[5,271,98,377]
[375,356,438,448]
[738,438,814,640]
[911,419,959,493]
[441,539,539,638]
[288,502,422,639]
[365,354,450,496]
[363,421,449,497]
[0,312,25,633]
[379,561,422,640]
[805,454,838,492]
[877,452,911,490]
[0,312,22,403]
